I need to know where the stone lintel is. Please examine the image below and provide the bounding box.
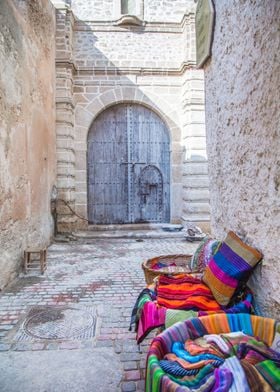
[75,61,196,76]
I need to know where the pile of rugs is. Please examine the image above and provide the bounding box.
[130,231,280,391]
[146,314,280,391]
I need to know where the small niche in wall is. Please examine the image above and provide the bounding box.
[114,0,144,26]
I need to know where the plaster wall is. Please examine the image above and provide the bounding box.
[0,0,56,289]
[204,0,280,317]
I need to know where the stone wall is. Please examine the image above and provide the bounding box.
[144,0,195,22]
[182,69,209,225]
[71,0,195,22]
[204,0,280,318]
[53,0,209,231]
[54,3,77,231]
[74,29,184,69]
[0,0,56,289]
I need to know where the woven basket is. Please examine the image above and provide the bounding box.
[142,254,196,285]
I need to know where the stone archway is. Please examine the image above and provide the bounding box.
[87,103,170,224]
[72,86,183,226]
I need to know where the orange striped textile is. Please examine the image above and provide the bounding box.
[156,274,222,311]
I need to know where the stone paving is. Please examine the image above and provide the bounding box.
[0,238,197,392]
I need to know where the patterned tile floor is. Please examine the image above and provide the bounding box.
[0,238,197,391]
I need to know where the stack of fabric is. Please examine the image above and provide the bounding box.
[132,274,254,344]
[131,231,263,344]
[146,314,280,392]
[156,274,221,311]
[130,231,280,390]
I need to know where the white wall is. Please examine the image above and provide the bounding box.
[204,0,280,318]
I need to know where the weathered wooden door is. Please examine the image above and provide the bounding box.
[88,104,170,224]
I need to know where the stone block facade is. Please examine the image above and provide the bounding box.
[203,0,280,318]
[52,0,209,231]
[0,0,56,289]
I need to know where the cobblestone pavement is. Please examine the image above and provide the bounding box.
[0,238,197,392]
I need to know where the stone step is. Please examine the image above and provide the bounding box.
[72,224,187,239]
[183,161,208,176]
[87,223,183,232]
[182,175,209,188]
[182,188,210,201]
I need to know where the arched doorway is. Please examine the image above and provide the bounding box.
[87,103,170,224]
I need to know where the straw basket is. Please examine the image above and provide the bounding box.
[142,254,195,285]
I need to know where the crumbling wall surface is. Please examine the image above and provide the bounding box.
[0,0,56,289]
[204,1,280,317]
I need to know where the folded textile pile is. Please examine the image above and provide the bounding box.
[131,274,254,344]
[157,274,222,311]
[146,314,280,392]
[131,231,262,344]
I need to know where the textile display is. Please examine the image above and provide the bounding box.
[157,274,222,312]
[146,314,278,392]
[129,288,156,331]
[165,310,198,329]
[131,274,253,344]
[191,236,221,272]
[137,301,166,344]
[132,275,255,344]
[203,231,263,306]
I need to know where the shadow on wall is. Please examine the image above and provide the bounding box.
[56,7,204,228]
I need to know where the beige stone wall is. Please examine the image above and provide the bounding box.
[204,1,280,317]
[53,0,209,231]
[72,0,114,20]
[144,0,195,22]
[182,69,209,224]
[54,3,77,231]
[74,29,184,69]
[71,0,194,22]
[0,0,56,289]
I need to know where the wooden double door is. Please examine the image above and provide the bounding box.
[87,104,170,224]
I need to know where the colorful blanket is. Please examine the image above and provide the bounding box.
[157,274,222,311]
[131,274,255,344]
[129,288,156,332]
[146,314,278,392]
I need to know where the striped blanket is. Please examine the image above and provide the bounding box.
[146,314,279,392]
[157,274,222,311]
[131,274,254,344]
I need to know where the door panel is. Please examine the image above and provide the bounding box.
[88,105,128,224]
[129,105,170,223]
[88,104,170,224]
[137,165,163,222]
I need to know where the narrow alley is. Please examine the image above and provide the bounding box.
[1,0,279,391]
[0,237,197,392]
